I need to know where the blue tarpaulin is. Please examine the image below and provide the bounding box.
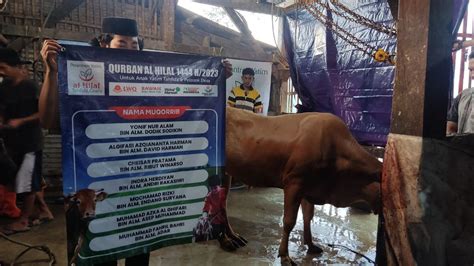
[283,0,467,146]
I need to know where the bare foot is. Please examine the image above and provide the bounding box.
[38,210,54,221]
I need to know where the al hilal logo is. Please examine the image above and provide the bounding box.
[79,67,94,81]
[113,85,122,93]
[68,60,104,95]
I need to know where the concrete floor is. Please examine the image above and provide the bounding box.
[0,188,378,265]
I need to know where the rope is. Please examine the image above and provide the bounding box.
[0,231,56,265]
[326,243,375,264]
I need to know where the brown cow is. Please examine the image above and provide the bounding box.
[65,188,107,265]
[223,107,382,265]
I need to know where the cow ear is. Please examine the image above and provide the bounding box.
[96,191,108,201]
[64,193,77,210]
[64,192,76,202]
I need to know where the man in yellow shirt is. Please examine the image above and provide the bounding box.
[228,68,263,113]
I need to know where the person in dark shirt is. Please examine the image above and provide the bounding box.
[0,48,52,234]
[447,51,474,135]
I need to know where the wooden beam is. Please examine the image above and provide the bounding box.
[390,0,453,138]
[177,7,274,51]
[176,6,241,41]
[0,23,271,61]
[44,0,86,28]
[178,23,271,61]
[193,0,283,16]
[223,7,265,54]
[171,42,272,61]
[160,0,176,48]
[0,23,94,41]
[223,7,252,37]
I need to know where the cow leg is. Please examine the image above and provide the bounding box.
[279,184,302,266]
[301,199,323,254]
[218,174,248,251]
[69,234,83,266]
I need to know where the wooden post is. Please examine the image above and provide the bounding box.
[383,1,460,265]
[160,0,176,49]
[390,0,453,139]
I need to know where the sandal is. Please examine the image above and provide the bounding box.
[1,225,31,236]
[29,217,54,227]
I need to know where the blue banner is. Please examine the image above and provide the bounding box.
[58,45,226,264]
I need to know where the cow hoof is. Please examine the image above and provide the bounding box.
[307,244,323,254]
[280,256,297,266]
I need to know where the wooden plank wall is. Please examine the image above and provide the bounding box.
[1,0,161,41]
[42,132,62,177]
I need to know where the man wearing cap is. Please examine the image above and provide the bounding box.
[0,48,48,234]
[40,17,143,129]
[40,16,234,265]
[40,17,232,128]
[40,17,151,266]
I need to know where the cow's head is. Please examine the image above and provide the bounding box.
[332,158,382,214]
[65,189,108,220]
[359,180,381,214]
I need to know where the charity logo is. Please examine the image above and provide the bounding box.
[164,87,181,94]
[142,85,162,93]
[79,67,94,81]
[184,87,200,94]
[202,86,216,96]
[67,60,105,96]
[113,85,122,93]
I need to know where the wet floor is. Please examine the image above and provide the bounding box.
[0,187,377,265]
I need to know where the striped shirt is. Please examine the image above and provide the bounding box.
[227,85,263,113]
